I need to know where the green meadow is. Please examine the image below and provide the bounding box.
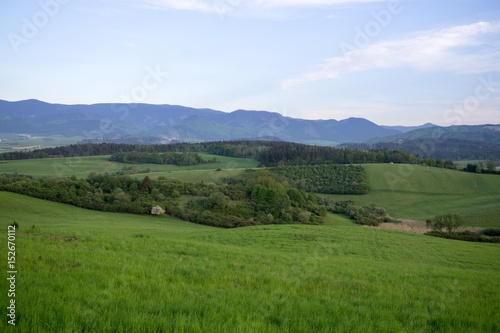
[0,154,258,181]
[0,191,499,332]
[327,164,500,228]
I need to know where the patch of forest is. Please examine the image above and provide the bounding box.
[0,171,325,228]
[109,151,216,166]
[271,164,368,194]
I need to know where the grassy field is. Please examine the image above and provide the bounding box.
[0,191,499,332]
[0,156,499,227]
[327,164,500,228]
[0,134,83,152]
[0,154,259,181]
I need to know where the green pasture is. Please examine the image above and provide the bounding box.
[327,164,500,227]
[0,191,499,332]
[0,154,258,181]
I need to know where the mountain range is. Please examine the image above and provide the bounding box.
[0,99,434,145]
[0,99,498,149]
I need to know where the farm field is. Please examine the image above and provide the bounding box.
[327,164,500,228]
[0,191,499,332]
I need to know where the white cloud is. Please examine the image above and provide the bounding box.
[142,0,216,12]
[281,21,500,89]
[141,0,383,13]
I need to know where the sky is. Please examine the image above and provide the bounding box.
[1,0,499,126]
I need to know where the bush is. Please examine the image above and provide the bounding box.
[151,205,165,215]
[430,213,464,233]
[481,228,500,237]
[425,230,500,243]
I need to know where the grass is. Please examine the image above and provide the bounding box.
[0,191,499,332]
[327,164,500,228]
[0,154,259,181]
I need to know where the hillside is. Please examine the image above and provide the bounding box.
[1,191,499,332]
[337,125,500,160]
[327,164,500,227]
[368,125,500,144]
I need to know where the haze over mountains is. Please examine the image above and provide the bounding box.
[0,99,499,149]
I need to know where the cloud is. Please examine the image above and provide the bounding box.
[141,0,217,12]
[281,21,500,89]
[141,0,383,13]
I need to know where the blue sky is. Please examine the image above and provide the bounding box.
[1,0,499,125]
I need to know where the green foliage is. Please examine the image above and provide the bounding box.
[0,169,327,228]
[272,164,369,194]
[317,198,393,226]
[110,151,210,166]
[430,213,465,233]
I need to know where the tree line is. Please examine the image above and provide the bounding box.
[342,138,500,161]
[0,141,454,170]
[109,151,216,166]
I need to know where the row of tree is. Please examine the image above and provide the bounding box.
[109,151,215,166]
[271,164,369,194]
[463,161,499,174]
[343,138,500,161]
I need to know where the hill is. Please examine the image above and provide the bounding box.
[368,125,500,144]
[327,164,500,227]
[0,191,499,332]
[338,125,500,160]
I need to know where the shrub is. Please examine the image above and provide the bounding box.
[150,205,165,215]
[430,213,464,233]
[481,228,500,237]
[425,230,500,243]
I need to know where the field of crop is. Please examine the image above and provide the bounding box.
[0,191,499,332]
[327,164,500,228]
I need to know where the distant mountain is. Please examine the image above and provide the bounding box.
[367,125,500,144]
[381,123,436,133]
[339,125,500,160]
[0,99,402,144]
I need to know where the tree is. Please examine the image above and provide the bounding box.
[140,176,154,193]
[487,160,496,173]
